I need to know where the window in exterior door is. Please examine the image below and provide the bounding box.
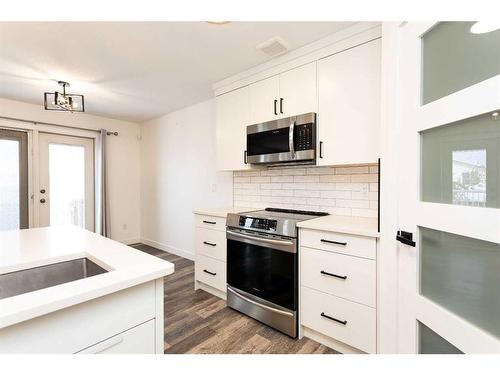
[420,111,499,208]
[421,21,500,104]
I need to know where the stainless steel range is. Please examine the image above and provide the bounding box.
[226,207,328,338]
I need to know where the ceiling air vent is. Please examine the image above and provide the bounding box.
[256,36,290,57]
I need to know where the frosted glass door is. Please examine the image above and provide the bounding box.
[38,133,94,231]
[0,129,28,230]
[396,22,500,354]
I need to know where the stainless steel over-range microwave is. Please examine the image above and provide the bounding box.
[246,112,316,166]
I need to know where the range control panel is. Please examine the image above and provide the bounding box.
[238,216,278,231]
[295,123,314,151]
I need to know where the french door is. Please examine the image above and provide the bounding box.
[0,128,28,230]
[396,22,500,353]
[38,133,95,231]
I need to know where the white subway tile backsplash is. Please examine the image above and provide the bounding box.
[233,164,379,218]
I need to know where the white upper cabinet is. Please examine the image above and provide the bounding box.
[249,75,280,124]
[279,62,317,118]
[248,63,318,125]
[215,86,251,171]
[318,39,381,166]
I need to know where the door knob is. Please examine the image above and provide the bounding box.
[40,189,46,194]
[40,198,46,203]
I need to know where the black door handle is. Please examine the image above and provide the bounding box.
[244,150,248,164]
[319,141,323,159]
[320,239,347,246]
[320,312,347,325]
[320,270,347,280]
[203,220,216,225]
[203,241,216,247]
[280,98,284,114]
[273,99,278,116]
[396,230,416,247]
[203,269,216,276]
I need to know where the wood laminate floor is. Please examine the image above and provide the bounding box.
[133,244,338,354]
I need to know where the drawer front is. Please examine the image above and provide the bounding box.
[0,282,156,353]
[301,246,376,307]
[301,286,376,353]
[77,319,155,354]
[195,214,226,231]
[195,254,226,292]
[300,229,376,260]
[195,228,227,261]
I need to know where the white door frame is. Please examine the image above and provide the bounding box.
[37,132,95,231]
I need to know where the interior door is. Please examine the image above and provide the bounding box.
[38,133,95,231]
[0,128,28,230]
[396,22,500,353]
[279,62,317,118]
[249,75,280,124]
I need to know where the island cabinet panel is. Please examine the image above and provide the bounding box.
[77,319,155,354]
[0,281,156,354]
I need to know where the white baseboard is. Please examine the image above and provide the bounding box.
[301,326,366,354]
[140,238,195,261]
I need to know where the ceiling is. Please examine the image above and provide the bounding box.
[0,22,354,122]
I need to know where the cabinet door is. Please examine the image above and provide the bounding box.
[215,86,251,170]
[279,62,317,118]
[249,75,280,124]
[318,39,381,166]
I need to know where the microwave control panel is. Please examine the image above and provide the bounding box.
[295,124,313,151]
[239,216,278,231]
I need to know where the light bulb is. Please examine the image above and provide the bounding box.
[470,21,500,34]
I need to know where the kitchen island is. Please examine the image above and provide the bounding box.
[0,226,174,354]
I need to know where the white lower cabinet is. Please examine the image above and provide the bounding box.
[194,214,227,299]
[77,319,155,354]
[299,228,378,353]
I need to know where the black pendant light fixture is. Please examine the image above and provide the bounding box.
[44,81,84,112]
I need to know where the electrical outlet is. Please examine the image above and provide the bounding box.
[122,223,127,230]
[211,184,217,193]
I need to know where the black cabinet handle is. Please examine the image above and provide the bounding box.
[280,98,284,114]
[321,312,347,325]
[273,99,278,116]
[203,241,216,247]
[203,220,216,225]
[244,150,248,164]
[319,141,323,158]
[320,239,347,246]
[203,269,216,276]
[320,270,347,280]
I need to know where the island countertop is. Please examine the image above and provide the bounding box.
[0,226,174,329]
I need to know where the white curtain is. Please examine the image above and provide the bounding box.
[96,129,110,237]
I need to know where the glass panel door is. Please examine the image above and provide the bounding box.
[38,133,94,231]
[396,22,500,353]
[0,129,28,230]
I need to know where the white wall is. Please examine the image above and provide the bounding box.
[0,97,141,243]
[140,99,233,260]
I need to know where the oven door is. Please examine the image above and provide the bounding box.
[226,228,297,311]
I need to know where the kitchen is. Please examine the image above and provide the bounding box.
[1,2,500,372]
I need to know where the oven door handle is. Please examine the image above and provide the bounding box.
[227,286,294,317]
[226,229,295,246]
[289,120,295,157]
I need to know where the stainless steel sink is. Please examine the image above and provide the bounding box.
[0,258,108,300]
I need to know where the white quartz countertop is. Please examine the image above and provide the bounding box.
[193,206,259,218]
[297,215,379,238]
[0,226,174,329]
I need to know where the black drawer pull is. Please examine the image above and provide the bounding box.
[203,269,216,276]
[203,241,216,247]
[321,312,347,325]
[320,239,347,246]
[320,270,347,280]
[203,220,216,225]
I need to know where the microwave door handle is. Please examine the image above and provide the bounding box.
[289,120,295,157]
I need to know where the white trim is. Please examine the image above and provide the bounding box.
[301,326,365,354]
[195,281,227,300]
[119,238,142,246]
[213,22,381,96]
[140,238,195,261]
